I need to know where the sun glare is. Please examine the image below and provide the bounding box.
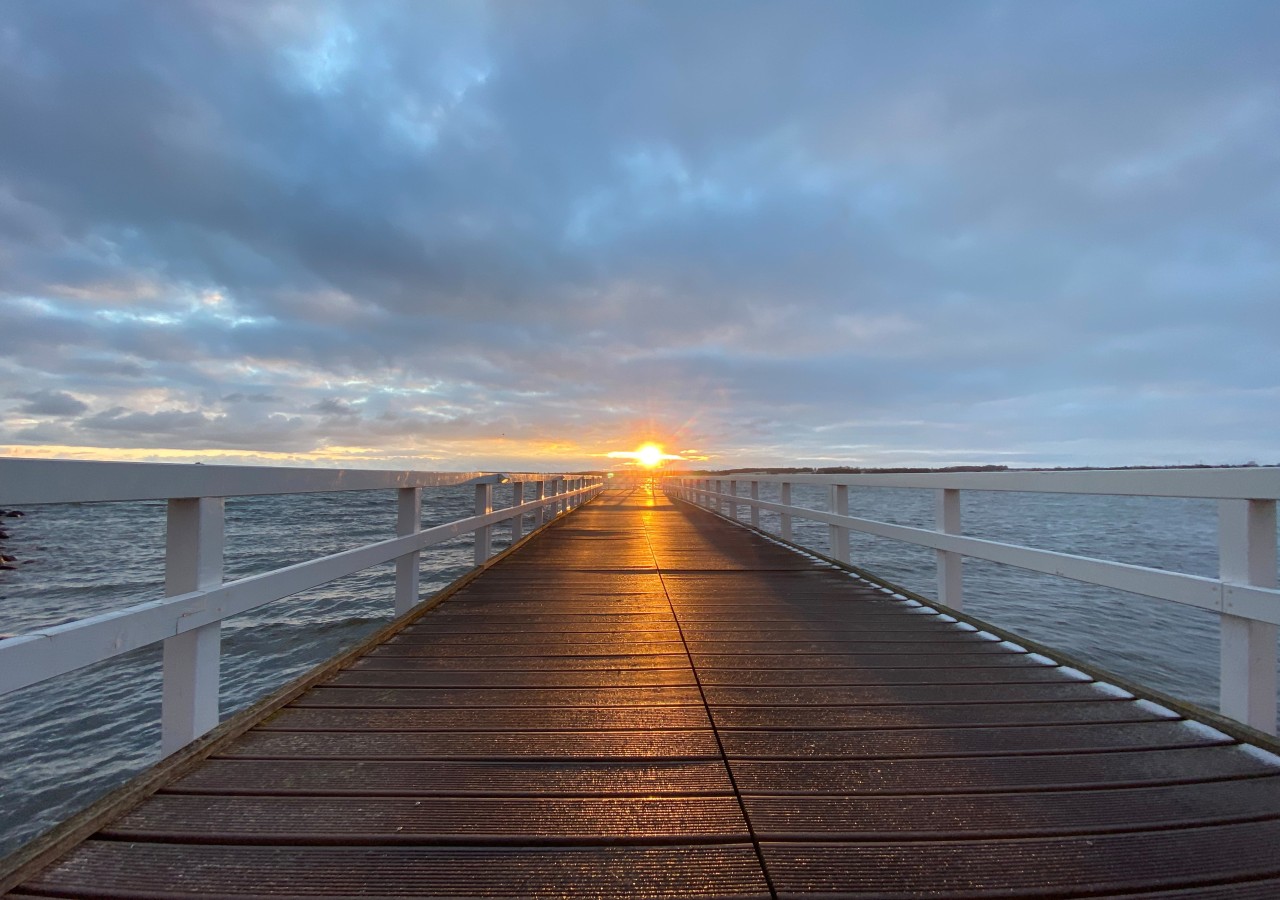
[636,443,664,468]
[606,442,677,468]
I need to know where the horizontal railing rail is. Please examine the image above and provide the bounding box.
[666,469,1280,734]
[0,458,604,754]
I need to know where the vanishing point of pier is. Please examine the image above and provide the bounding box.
[4,474,1280,897]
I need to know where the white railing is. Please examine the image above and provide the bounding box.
[666,469,1280,735]
[0,459,604,755]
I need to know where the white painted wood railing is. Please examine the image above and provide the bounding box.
[0,459,603,755]
[666,469,1280,735]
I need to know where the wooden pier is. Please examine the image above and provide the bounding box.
[8,486,1280,897]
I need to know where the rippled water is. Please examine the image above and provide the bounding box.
[1,482,1277,858]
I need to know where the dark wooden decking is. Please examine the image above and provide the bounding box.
[10,487,1280,897]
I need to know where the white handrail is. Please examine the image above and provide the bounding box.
[666,469,1280,734]
[0,459,604,753]
[669,467,1280,499]
[0,457,559,504]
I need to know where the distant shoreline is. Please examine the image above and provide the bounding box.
[670,462,1278,477]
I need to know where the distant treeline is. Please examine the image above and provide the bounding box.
[671,462,1276,477]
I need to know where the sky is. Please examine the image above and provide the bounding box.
[0,0,1276,472]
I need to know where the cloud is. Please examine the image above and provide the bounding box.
[13,389,89,417]
[0,0,1277,468]
[311,397,359,417]
[80,406,212,434]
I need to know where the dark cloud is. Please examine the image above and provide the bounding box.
[0,0,1277,467]
[13,390,89,417]
[81,407,212,434]
[223,392,283,404]
[311,397,359,417]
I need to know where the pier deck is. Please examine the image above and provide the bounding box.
[9,487,1280,897]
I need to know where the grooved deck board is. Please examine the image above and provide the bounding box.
[327,668,697,688]
[711,699,1173,729]
[703,681,1114,705]
[13,486,1280,899]
[103,795,753,843]
[762,820,1280,897]
[743,777,1280,838]
[19,843,771,898]
[357,651,692,669]
[221,729,723,760]
[718,721,1228,759]
[258,706,713,732]
[731,747,1280,793]
[694,666,1076,686]
[167,759,737,796]
[292,685,705,707]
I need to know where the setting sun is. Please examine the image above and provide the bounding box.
[636,443,664,467]
[606,442,682,468]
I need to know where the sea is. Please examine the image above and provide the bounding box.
[0,481,1277,858]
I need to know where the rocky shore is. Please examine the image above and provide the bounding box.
[0,508,27,571]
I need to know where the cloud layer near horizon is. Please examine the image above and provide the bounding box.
[1,0,1277,470]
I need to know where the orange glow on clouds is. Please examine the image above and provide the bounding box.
[1,436,711,470]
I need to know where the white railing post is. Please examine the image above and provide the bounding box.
[161,497,224,756]
[716,480,725,514]
[474,483,493,564]
[750,481,760,528]
[511,481,525,542]
[780,482,793,540]
[394,487,422,617]
[534,480,546,527]
[727,480,737,520]
[1219,498,1278,733]
[829,483,850,563]
[937,488,963,611]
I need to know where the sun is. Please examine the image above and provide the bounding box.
[606,442,678,468]
[635,443,664,468]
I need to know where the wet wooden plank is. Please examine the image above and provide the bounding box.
[21,843,771,899]
[761,820,1280,898]
[711,699,1174,730]
[168,759,736,797]
[732,746,1280,794]
[257,705,713,732]
[220,729,723,760]
[744,777,1280,839]
[326,668,697,688]
[103,795,753,843]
